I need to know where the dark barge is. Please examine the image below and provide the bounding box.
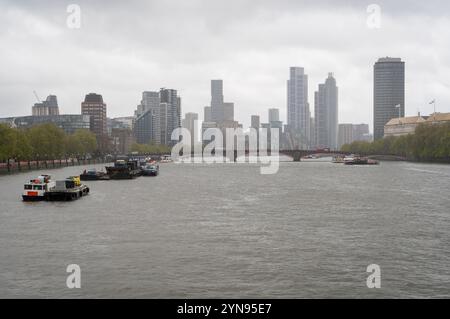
[45,177,90,201]
[105,159,142,180]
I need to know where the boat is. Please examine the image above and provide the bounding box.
[142,163,159,176]
[22,175,55,201]
[105,159,141,179]
[80,168,110,181]
[344,156,379,165]
[45,176,90,201]
[332,156,344,163]
[160,155,173,163]
[301,154,333,162]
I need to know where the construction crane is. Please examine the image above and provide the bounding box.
[33,90,42,103]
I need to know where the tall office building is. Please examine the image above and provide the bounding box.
[182,112,199,145]
[287,67,311,148]
[315,73,338,150]
[338,123,372,149]
[223,102,234,121]
[211,80,224,122]
[160,88,181,146]
[81,93,107,136]
[251,115,260,129]
[137,91,161,144]
[338,124,354,149]
[133,89,181,146]
[268,108,279,123]
[373,57,405,140]
[204,106,212,122]
[134,110,154,145]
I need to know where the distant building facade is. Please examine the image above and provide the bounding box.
[374,57,405,140]
[182,112,199,146]
[315,73,338,150]
[287,67,311,148]
[268,108,279,123]
[0,115,90,135]
[133,89,181,146]
[81,93,107,136]
[338,123,372,148]
[32,95,60,116]
[251,115,260,130]
[111,128,134,155]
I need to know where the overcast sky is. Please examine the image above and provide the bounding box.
[1,0,449,131]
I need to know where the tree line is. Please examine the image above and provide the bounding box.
[341,123,450,163]
[0,123,97,162]
[130,143,171,155]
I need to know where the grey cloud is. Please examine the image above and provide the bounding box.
[0,0,449,130]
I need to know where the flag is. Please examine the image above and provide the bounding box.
[429,100,435,105]
[395,104,401,108]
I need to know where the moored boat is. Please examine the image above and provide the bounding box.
[160,155,173,163]
[332,156,345,163]
[45,176,90,201]
[80,168,110,181]
[106,159,141,179]
[142,163,159,176]
[22,175,55,201]
[344,156,379,165]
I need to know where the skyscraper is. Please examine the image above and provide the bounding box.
[160,88,181,146]
[251,115,260,129]
[373,57,405,140]
[211,80,224,122]
[81,93,107,136]
[182,112,199,146]
[314,73,338,150]
[268,108,279,123]
[204,106,212,122]
[223,102,234,121]
[137,91,161,144]
[133,89,181,146]
[287,67,311,148]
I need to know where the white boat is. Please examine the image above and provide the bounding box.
[343,154,356,163]
[22,175,55,201]
[160,155,173,163]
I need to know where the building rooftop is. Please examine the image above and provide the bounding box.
[426,112,450,123]
[84,93,104,104]
[385,116,426,126]
[377,57,403,63]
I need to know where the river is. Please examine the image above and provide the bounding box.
[0,160,449,298]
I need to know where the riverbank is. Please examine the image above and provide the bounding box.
[0,158,108,175]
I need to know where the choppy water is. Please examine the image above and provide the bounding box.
[0,161,449,298]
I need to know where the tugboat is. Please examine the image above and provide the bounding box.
[80,168,110,181]
[22,175,55,201]
[106,159,141,180]
[142,163,159,176]
[45,176,90,201]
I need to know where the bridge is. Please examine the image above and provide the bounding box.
[126,149,349,162]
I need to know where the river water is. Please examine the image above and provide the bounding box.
[0,160,449,298]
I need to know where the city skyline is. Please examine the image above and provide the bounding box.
[1,1,449,131]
